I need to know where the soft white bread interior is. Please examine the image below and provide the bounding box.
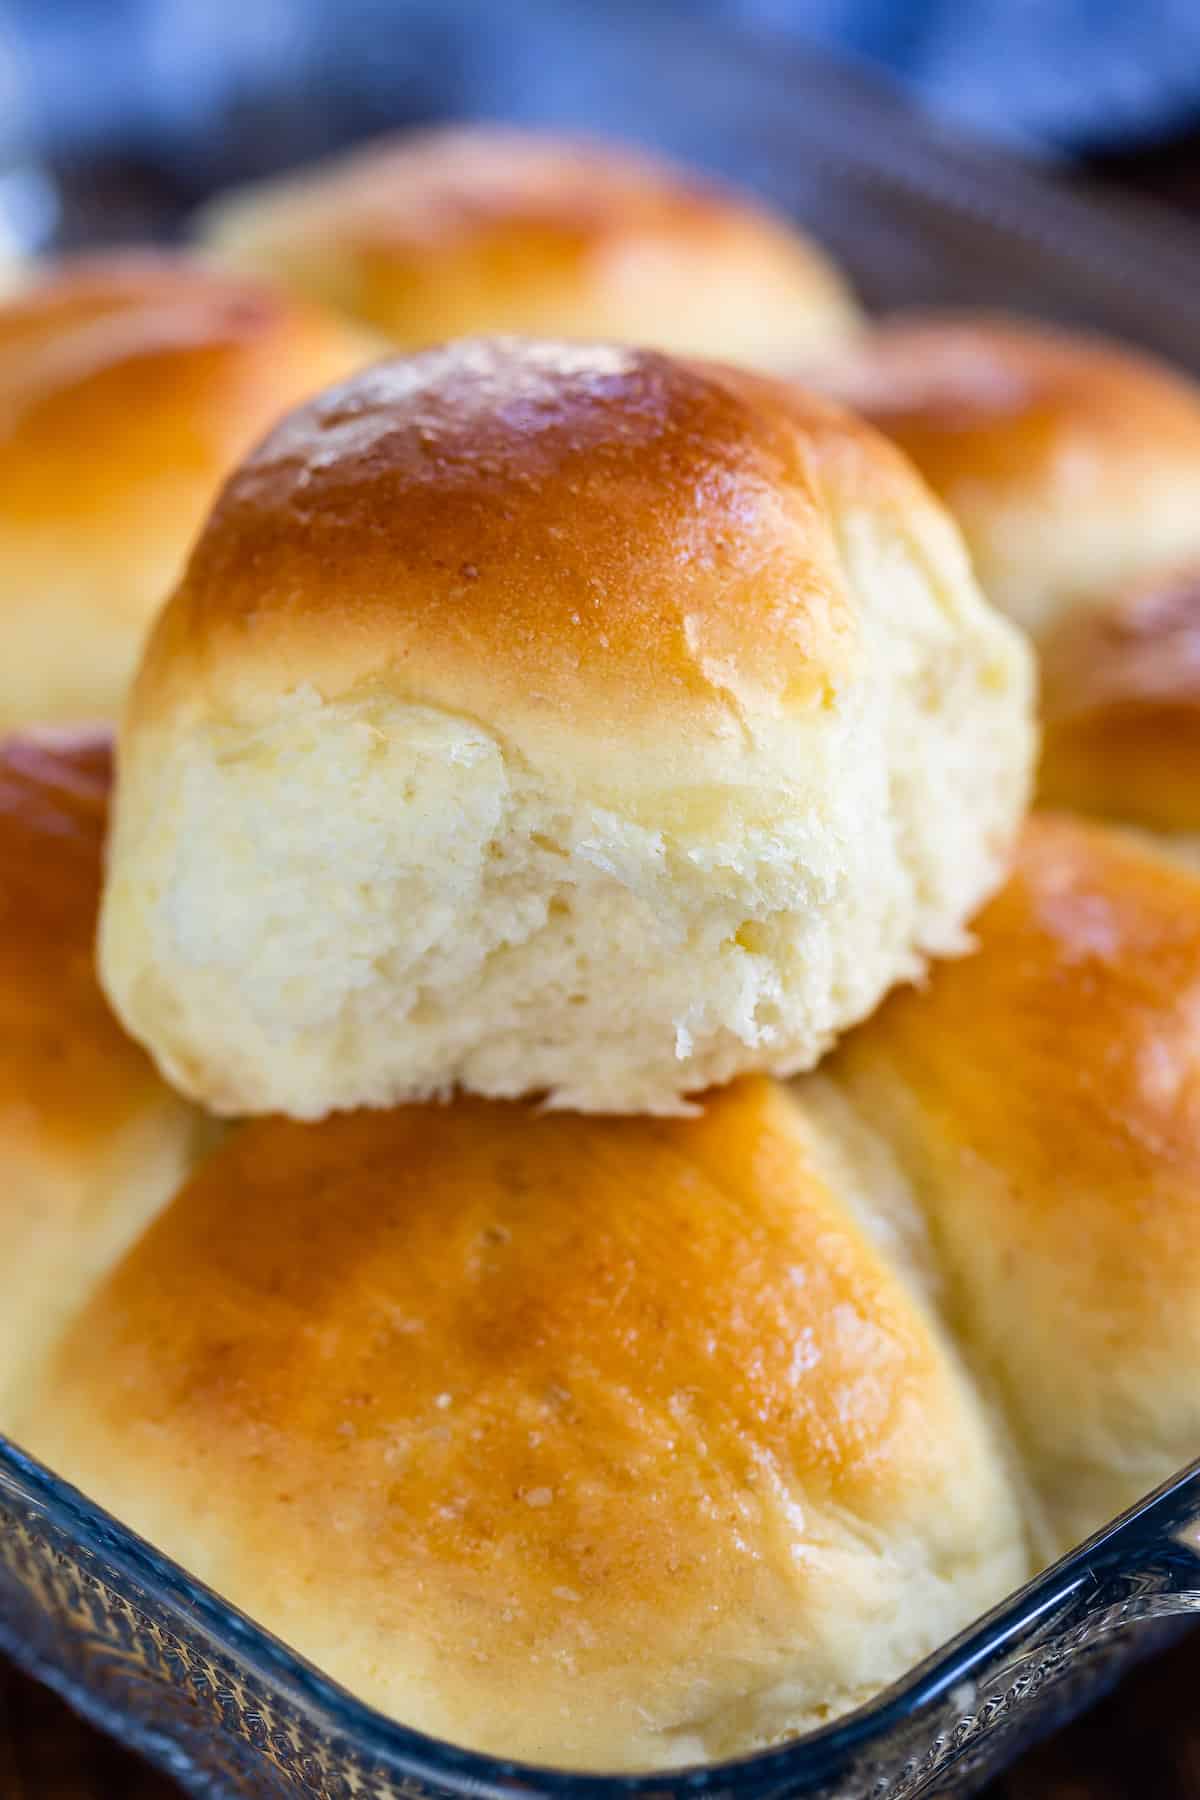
[98,337,1035,1120]
[13,1074,1029,1773]
[196,125,861,369]
[0,252,376,727]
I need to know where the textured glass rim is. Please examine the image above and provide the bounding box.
[4,1435,1200,1796]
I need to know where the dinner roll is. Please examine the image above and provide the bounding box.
[0,252,375,726]
[197,125,860,368]
[1038,564,1200,836]
[0,729,206,1422]
[825,813,1200,1557]
[816,313,1200,641]
[99,339,1035,1118]
[14,1076,1029,1771]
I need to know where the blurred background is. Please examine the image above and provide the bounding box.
[3,0,1200,263]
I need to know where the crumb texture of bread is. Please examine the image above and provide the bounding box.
[100,339,1035,1118]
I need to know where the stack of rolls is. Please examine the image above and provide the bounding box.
[4,124,1200,1779]
[1,130,861,733]
[813,312,1200,839]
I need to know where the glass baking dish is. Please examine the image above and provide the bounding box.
[10,14,1200,1795]
[2,1442,1199,1800]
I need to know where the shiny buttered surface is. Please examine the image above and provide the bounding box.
[197,125,861,368]
[1037,564,1200,834]
[814,312,1200,641]
[98,339,1034,1119]
[11,736,1200,1768]
[16,1078,1027,1770]
[0,252,376,727]
[813,311,1200,835]
[827,812,1200,1559]
[0,732,206,1416]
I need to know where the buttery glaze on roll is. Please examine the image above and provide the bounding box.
[196,125,860,369]
[13,1076,1028,1772]
[99,338,1035,1118]
[0,252,375,725]
[0,730,206,1421]
[816,312,1200,641]
[825,812,1200,1557]
[1038,565,1200,835]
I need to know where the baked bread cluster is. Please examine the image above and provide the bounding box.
[0,730,1031,1766]
[0,253,376,726]
[1,123,1196,1777]
[815,314,1200,836]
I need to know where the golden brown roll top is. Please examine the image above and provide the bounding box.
[197,125,860,367]
[99,338,1034,1119]
[825,812,1200,1557]
[1037,565,1200,834]
[14,1076,1028,1771]
[815,312,1200,643]
[814,312,1200,837]
[127,340,977,744]
[0,729,205,1419]
[0,252,376,726]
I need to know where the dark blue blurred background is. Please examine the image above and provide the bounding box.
[5,0,1199,158]
[1,0,1198,252]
